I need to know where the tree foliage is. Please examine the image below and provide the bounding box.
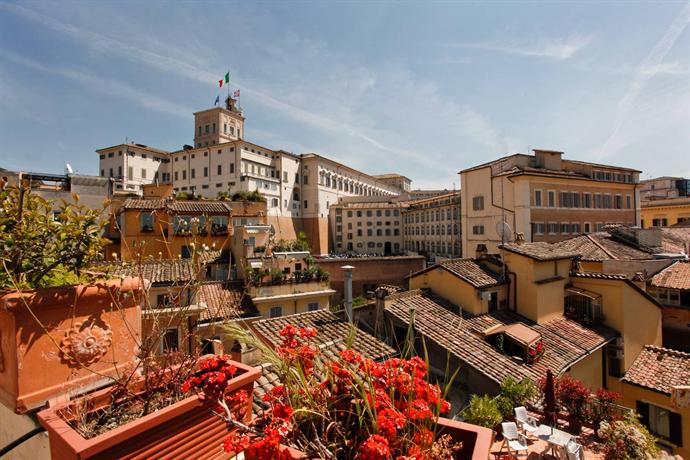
[0,186,109,290]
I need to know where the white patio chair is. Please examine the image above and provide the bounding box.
[565,438,583,460]
[514,406,539,436]
[501,422,529,457]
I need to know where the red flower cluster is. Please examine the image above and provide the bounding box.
[189,325,453,460]
[181,355,238,401]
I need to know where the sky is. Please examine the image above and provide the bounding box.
[0,1,689,189]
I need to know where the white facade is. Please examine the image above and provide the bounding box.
[97,144,171,194]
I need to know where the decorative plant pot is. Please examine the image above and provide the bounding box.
[435,417,494,460]
[0,278,143,413]
[37,359,261,460]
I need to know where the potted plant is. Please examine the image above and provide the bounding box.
[185,324,493,459]
[0,186,144,413]
[37,355,261,460]
[461,394,503,436]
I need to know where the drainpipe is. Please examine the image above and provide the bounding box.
[341,265,355,323]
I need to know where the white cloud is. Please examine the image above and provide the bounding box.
[639,60,689,76]
[449,34,593,60]
[597,2,690,160]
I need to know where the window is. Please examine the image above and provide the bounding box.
[198,126,202,136]
[308,302,319,312]
[548,222,558,234]
[565,291,603,323]
[571,223,581,234]
[637,401,682,446]
[583,193,592,208]
[204,167,208,177]
[584,222,591,233]
[626,195,632,209]
[128,166,133,179]
[109,168,114,178]
[283,171,288,182]
[303,200,308,209]
[191,169,195,179]
[548,191,556,207]
[303,175,309,185]
[472,196,484,211]
[141,168,147,179]
[534,223,546,234]
[560,223,570,234]
[217,165,222,175]
[211,215,228,235]
[614,195,622,209]
[162,328,179,352]
[269,306,282,318]
[534,190,542,207]
[205,124,210,133]
[118,166,122,178]
[101,169,104,177]
[230,163,235,174]
[472,225,484,235]
[652,218,668,227]
[140,213,154,232]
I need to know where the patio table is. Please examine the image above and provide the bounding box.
[536,424,572,458]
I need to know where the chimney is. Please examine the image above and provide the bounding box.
[341,265,355,323]
[476,244,488,260]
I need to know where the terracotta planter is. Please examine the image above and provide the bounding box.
[436,417,494,460]
[0,278,143,413]
[37,359,261,460]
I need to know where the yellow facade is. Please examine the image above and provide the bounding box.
[460,151,640,256]
[566,349,604,390]
[409,267,506,316]
[619,383,690,458]
[248,281,335,318]
[641,197,690,228]
[119,207,233,260]
[568,276,662,383]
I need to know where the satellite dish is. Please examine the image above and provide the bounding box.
[496,221,513,242]
[65,163,73,175]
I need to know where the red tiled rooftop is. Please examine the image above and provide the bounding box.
[622,345,690,395]
[650,261,690,290]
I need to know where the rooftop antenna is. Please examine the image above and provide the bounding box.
[64,163,73,175]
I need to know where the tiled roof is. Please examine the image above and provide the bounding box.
[252,364,282,416]
[168,201,233,214]
[94,259,200,284]
[650,261,690,290]
[555,233,652,261]
[660,227,690,254]
[385,290,617,385]
[196,282,254,321]
[501,242,580,261]
[251,309,395,362]
[439,259,504,288]
[121,199,233,214]
[622,345,690,395]
[122,199,166,210]
[92,250,222,285]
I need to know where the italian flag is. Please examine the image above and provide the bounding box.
[219,72,230,87]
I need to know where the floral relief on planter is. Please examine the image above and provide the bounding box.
[60,317,113,367]
[0,278,143,413]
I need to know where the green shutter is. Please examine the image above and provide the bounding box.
[669,411,682,447]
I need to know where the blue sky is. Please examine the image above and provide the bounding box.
[0,1,688,189]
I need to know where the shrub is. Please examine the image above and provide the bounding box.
[495,395,514,419]
[500,377,537,409]
[598,412,659,459]
[589,388,621,427]
[270,269,285,283]
[461,395,502,429]
[555,375,590,423]
[0,187,109,289]
[231,190,266,203]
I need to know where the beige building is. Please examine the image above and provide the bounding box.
[460,149,640,256]
[97,96,402,253]
[640,176,690,201]
[372,173,412,192]
[403,191,461,262]
[328,198,405,255]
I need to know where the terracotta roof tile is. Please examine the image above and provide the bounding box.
[385,290,617,385]
[622,345,690,395]
[650,261,690,290]
[439,259,503,288]
[501,242,581,261]
[252,309,395,362]
[570,272,628,280]
[121,199,233,214]
[555,233,652,261]
[196,282,255,321]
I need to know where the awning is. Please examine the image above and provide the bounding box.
[484,323,541,347]
[566,286,602,301]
